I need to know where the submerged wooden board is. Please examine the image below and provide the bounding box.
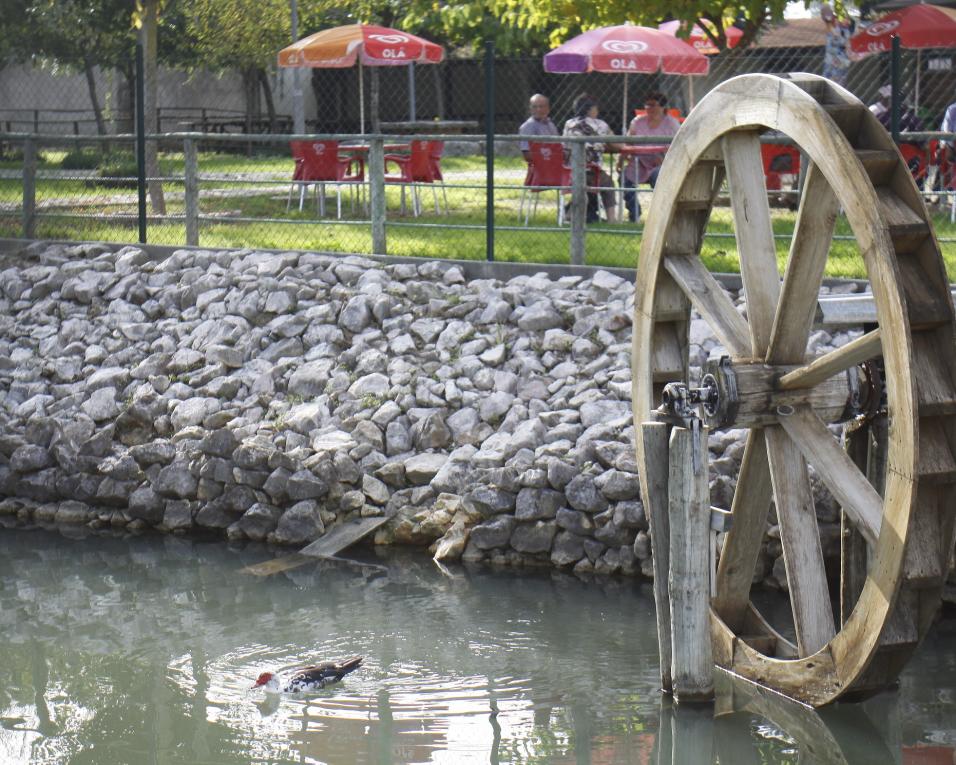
[300,515,391,558]
[240,515,391,576]
[240,553,314,576]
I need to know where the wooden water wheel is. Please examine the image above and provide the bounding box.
[632,73,956,706]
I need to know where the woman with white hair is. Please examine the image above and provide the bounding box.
[562,94,623,223]
[821,3,854,86]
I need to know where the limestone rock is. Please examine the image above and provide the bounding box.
[510,520,557,554]
[551,530,586,567]
[272,500,325,545]
[564,474,608,514]
[514,487,563,521]
[433,519,470,562]
[404,453,447,485]
[235,502,281,541]
[153,463,198,499]
[470,515,517,550]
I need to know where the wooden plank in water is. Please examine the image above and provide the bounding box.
[299,515,391,558]
[240,516,391,576]
[241,553,314,576]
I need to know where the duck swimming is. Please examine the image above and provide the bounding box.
[250,656,363,694]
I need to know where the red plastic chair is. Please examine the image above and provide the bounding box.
[898,142,929,188]
[383,140,447,216]
[632,107,683,121]
[520,142,571,225]
[760,143,801,191]
[287,140,364,218]
[921,139,956,222]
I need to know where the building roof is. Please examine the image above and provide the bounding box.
[874,0,956,8]
[753,18,827,49]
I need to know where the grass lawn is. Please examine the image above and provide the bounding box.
[3,149,956,279]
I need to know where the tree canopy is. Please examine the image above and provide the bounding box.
[4,0,134,70]
[7,0,811,76]
[474,0,792,52]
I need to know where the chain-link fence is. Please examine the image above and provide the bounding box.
[4,24,956,268]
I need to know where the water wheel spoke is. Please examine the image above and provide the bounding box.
[765,424,837,656]
[714,429,774,630]
[663,254,751,357]
[777,406,882,547]
[777,329,883,391]
[767,162,841,365]
[722,131,781,357]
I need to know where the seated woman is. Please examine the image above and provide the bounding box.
[562,93,623,223]
[622,92,681,223]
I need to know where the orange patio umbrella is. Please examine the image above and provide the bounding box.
[658,20,743,56]
[278,24,445,134]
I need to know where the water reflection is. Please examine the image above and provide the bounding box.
[0,522,953,764]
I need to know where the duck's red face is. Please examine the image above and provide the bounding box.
[251,672,275,689]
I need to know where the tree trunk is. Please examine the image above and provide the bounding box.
[142,0,166,215]
[83,57,107,137]
[257,68,277,132]
[119,62,135,134]
[370,66,380,133]
[433,62,445,120]
[242,68,256,155]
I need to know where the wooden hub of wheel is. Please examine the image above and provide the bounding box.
[632,73,956,706]
[680,355,861,429]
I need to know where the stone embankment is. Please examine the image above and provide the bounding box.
[0,241,863,589]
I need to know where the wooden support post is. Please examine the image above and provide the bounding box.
[655,697,674,765]
[642,421,673,693]
[22,138,36,239]
[842,409,887,624]
[369,136,387,255]
[710,507,733,600]
[671,702,715,763]
[569,141,586,266]
[668,421,714,702]
[183,138,199,247]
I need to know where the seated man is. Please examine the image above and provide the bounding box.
[518,94,558,160]
[937,94,956,194]
[870,84,924,133]
[562,93,623,223]
[942,95,956,136]
[621,92,681,223]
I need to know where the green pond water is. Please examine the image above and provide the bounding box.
[0,522,954,765]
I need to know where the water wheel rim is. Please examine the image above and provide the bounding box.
[631,73,935,706]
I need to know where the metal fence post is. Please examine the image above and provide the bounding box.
[135,40,147,244]
[184,138,199,246]
[370,136,387,255]
[570,141,586,266]
[891,36,901,144]
[22,138,36,239]
[484,40,495,262]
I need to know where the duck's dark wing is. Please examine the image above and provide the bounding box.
[292,656,363,683]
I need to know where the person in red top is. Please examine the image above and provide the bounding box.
[621,92,681,223]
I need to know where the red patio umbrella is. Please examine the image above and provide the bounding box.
[849,4,956,54]
[849,4,956,111]
[278,24,445,133]
[544,24,709,131]
[658,20,743,56]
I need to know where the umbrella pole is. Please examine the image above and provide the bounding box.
[359,59,365,135]
[916,49,921,113]
[623,72,629,133]
[689,77,695,109]
[621,71,628,221]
